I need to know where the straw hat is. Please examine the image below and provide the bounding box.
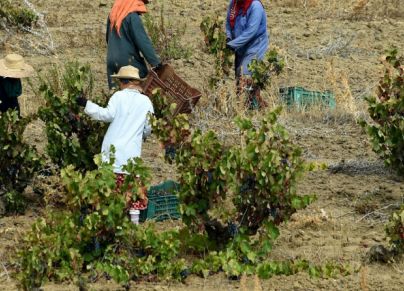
[111,66,144,81]
[0,54,34,78]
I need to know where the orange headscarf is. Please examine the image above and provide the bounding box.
[109,0,147,36]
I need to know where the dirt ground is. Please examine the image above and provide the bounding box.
[1,0,404,290]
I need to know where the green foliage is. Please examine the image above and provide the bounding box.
[38,62,107,171]
[256,259,352,279]
[151,93,315,243]
[149,92,336,282]
[360,49,404,174]
[385,204,404,255]
[19,89,350,288]
[0,110,42,214]
[149,89,191,163]
[225,108,315,233]
[248,49,285,90]
[143,4,191,62]
[200,15,233,87]
[0,0,38,28]
[176,129,226,230]
[179,106,314,237]
[17,155,186,289]
[191,229,352,279]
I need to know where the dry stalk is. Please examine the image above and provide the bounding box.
[353,0,369,13]
[360,265,369,291]
[392,263,404,275]
[253,274,263,291]
[318,32,354,57]
[346,0,371,20]
[317,0,341,19]
[326,59,358,118]
[273,0,318,8]
[356,204,397,223]
[240,273,248,291]
[192,81,251,142]
[0,262,10,281]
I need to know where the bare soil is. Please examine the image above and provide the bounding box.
[1,0,404,290]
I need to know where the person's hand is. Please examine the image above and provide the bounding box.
[67,111,79,122]
[226,43,234,52]
[152,63,163,73]
[226,39,234,51]
[76,95,88,107]
[66,110,80,131]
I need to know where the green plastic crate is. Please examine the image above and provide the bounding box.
[148,180,180,196]
[279,87,336,109]
[140,180,181,222]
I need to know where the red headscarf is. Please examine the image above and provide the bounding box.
[229,0,254,29]
[109,0,147,36]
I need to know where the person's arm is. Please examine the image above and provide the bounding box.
[129,13,161,67]
[84,95,117,123]
[106,17,110,44]
[227,2,263,51]
[225,1,233,40]
[3,78,22,98]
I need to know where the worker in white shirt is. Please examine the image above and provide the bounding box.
[76,65,153,210]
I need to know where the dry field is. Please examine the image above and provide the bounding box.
[1,0,404,290]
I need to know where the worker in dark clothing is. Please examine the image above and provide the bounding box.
[106,0,162,89]
[0,54,34,114]
[0,78,22,113]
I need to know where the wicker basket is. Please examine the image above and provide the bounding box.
[142,64,201,115]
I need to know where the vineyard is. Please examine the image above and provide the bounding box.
[1,0,404,290]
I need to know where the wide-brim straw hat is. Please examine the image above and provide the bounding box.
[0,54,34,78]
[111,66,145,81]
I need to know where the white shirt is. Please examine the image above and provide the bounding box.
[84,88,154,173]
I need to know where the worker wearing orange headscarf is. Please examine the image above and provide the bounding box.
[107,0,161,89]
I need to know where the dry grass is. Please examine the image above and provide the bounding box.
[253,275,263,291]
[192,59,365,141]
[240,274,247,291]
[270,0,404,20]
[239,274,263,291]
[371,0,404,18]
[199,81,247,118]
[1,0,55,55]
[352,0,369,14]
[19,64,61,117]
[271,0,319,8]
[326,59,359,117]
[19,87,43,118]
[360,265,369,291]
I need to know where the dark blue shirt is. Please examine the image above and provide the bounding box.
[226,0,269,76]
[106,12,161,88]
[0,77,22,113]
